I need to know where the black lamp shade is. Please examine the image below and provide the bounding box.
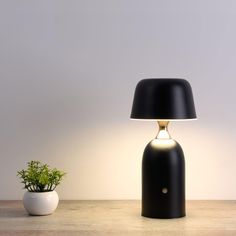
[130,78,197,120]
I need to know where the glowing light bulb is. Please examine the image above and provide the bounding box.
[150,121,177,148]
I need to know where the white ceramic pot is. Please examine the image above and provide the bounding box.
[23,191,59,216]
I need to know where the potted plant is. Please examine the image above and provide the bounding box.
[17,161,66,216]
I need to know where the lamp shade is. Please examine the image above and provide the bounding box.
[130,78,197,120]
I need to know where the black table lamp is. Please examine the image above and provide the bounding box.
[130,78,196,219]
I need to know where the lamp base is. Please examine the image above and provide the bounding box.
[142,139,185,219]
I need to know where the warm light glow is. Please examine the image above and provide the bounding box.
[156,120,171,139]
[149,120,176,148]
[150,138,177,148]
[157,130,170,139]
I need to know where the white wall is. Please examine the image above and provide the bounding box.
[0,0,236,200]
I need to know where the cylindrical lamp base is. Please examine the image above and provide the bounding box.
[142,139,185,219]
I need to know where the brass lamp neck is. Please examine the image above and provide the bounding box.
[156,121,171,139]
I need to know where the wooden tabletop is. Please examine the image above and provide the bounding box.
[0,200,236,235]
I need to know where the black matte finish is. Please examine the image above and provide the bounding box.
[142,139,185,218]
[130,78,196,119]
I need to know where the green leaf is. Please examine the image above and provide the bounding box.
[17,161,66,192]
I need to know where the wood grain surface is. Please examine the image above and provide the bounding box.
[0,200,236,235]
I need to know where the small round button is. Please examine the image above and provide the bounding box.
[162,188,168,194]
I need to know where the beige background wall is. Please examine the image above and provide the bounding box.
[0,0,236,200]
